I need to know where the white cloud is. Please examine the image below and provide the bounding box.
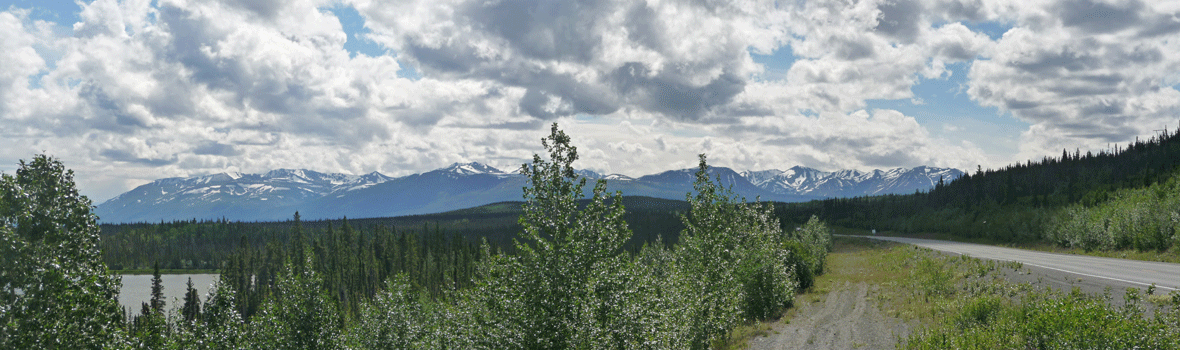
[1,0,1175,204]
[353,0,792,121]
[965,0,1180,160]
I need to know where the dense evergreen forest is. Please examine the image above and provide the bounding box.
[777,126,1180,252]
[98,196,689,272]
[2,124,832,349]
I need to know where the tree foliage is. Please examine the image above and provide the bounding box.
[469,123,644,348]
[673,154,804,346]
[0,155,124,348]
[182,277,201,323]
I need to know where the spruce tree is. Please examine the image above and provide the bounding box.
[150,261,165,313]
[182,277,201,322]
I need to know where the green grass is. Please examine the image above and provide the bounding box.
[113,268,219,275]
[715,321,773,350]
[861,238,1180,349]
[729,236,1180,349]
[724,236,910,348]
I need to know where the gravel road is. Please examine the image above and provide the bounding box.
[750,235,1180,349]
[748,282,910,350]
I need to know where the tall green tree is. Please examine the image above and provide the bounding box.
[131,261,168,347]
[182,277,202,323]
[150,261,165,313]
[674,154,800,347]
[0,155,125,348]
[471,123,643,348]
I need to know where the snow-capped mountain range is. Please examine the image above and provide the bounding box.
[95,162,962,223]
[740,165,962,198]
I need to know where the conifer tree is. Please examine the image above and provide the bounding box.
[150,261,165,313]
[182,277,201,323]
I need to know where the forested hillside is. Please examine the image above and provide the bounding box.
[98,196,690,272]
[778,128,1180,252]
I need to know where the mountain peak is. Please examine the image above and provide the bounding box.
[604,174,635,181]
[197,172,244,183]
[442,162,504,175]
[360,171,391,180]
[96,162,962,223]
[264,168,312,180]
[575,169,603,180]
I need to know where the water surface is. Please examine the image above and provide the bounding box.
[118,274,219,314]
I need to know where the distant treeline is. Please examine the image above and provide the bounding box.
[99,196,694,272]
[779,126,1180,251]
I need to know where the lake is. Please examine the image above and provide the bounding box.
[118,274,219,314]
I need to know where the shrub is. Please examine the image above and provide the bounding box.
[952,296,1004,330]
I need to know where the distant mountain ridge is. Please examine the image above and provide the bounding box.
[95,162,962,223]
[740,165,962,198]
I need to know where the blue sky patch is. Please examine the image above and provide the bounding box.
[4,0,80,27]
[326,4,420,80]
[866,62,1027,155]
[961,20,1012,40]
[397,62,422,80]
[751,45,796,81]
[326,5,387,59]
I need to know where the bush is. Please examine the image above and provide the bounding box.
[952,296,1004,330]
[1047,172,1180,252]
[676,154,816,346]
[780,241,816,290]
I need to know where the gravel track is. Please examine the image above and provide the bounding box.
[750,235,1178,349]
[748,282,909,350]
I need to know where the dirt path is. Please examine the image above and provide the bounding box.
[748,282,910,350]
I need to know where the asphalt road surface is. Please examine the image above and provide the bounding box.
[843,235,1180,292]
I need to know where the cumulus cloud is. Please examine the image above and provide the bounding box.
[354,0,787,121]
[963,0,1180,160]
[0,0,522,200]
[1,0,1175,203]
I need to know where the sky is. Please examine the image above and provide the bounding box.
[1,0,1178,203]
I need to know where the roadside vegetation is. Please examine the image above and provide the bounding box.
[1,124,831,349]
[1046,172,1180,252]
[783,236,1180,350]
[901,242,1180,349]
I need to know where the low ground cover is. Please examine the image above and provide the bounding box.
[745,236,1180,349]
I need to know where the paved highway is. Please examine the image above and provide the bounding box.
[841,235,1180,291]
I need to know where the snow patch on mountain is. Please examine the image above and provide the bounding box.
[95,162,961,223]
[741,165,963,197]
